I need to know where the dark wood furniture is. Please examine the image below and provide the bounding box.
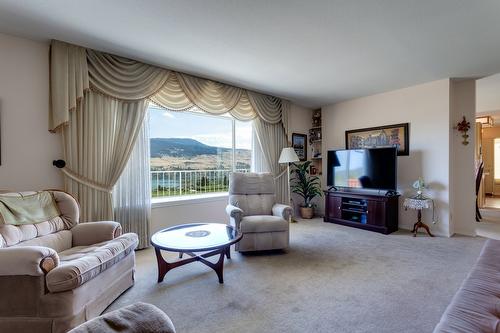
[324,190,399,234]
[411,207,434,237]
[476,161,484,222]
[403,197,434,237]
[151,223,242,284]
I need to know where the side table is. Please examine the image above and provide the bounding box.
[403,197,434,237]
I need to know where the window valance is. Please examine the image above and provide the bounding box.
[49,40,288,132]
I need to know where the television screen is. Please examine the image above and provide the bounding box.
[327,147,397,191]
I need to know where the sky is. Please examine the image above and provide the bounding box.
[149,106,252,149]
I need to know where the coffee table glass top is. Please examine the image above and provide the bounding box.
[151,223,242,252]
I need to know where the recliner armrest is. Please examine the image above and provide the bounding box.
[0,246,59,276]
[272,204,293,221]
[226,204,243,228]
[72,221,122,246]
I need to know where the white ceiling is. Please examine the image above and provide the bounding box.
[1,0,500,108]
[477,73,500,114]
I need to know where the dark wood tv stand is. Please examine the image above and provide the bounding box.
[324,190,399,234]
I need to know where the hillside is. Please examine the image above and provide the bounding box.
[150,138,251,171]
[150,138,221,157]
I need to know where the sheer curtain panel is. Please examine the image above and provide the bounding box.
[113,111,151,249]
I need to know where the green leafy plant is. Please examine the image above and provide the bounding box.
[291,161,322,207]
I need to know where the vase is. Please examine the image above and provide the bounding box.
[300,207,314,219]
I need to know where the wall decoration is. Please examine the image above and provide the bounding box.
[292,133,307,161]
[455,116,471,145]
[345,123,410,156]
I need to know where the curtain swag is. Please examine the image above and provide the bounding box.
[50,40,290,133]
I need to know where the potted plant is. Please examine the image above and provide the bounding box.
[291,161,322,219]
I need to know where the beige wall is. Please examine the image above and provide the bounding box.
[449,79,476,236]
[322,79,452,236]
[287,104,317,215]
[151,196,228,233]
[0,33,63,191]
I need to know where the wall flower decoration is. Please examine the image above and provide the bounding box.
[456,116,471,145]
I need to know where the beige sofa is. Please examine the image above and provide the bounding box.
[0,190,138,333]
[433,239,500,333]
[226,172,292,252]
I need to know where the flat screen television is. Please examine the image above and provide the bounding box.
[327,147,397,191]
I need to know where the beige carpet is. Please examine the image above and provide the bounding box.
[107,219,485,333]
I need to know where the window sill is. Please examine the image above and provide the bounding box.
[152,192,229,208]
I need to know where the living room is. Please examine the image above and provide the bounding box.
[0,1,498,333]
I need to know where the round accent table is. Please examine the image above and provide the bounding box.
[403,197,434,237]
[151,223,242,284]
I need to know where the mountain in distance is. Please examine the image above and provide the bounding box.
[150,138,248,158]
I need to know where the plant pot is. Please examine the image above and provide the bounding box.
[300,207,314,219]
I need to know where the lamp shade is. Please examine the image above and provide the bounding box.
[279,147,300,164]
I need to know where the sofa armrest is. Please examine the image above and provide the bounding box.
[72,221,122,246]
[226,204,243,229]
[0,246,59,276]
[272,204,293,221]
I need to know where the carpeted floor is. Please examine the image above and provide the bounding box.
[107,219,486,333]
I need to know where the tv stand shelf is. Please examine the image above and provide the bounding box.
[324,190,399,234]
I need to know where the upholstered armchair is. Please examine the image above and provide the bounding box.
[226,172,292,252]
[0,190,138,333]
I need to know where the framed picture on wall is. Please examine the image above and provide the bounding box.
[292,133,307,161]
[345,123,410,156]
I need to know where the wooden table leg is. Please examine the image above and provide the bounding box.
[412,209,434,237]
[420,222,435,237]
[225,246,231,259]
[154,247,228,283]
[155,247,168,283]
[411,222,418,236]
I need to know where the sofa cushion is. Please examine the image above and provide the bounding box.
[240,215,288,233]
[14,230,72,253]
[0,216,67,248]
[433,239,500,333]
[46,233,138,293]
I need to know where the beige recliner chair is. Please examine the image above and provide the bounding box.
[0,190,138,333]
[226,173,292,252]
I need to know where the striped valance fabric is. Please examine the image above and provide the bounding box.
[50,40,288,133]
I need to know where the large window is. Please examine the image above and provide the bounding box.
[149,106,252,198]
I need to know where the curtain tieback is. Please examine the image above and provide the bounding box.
[60,167,113,193]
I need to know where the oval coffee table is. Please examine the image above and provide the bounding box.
[151,223,242,284]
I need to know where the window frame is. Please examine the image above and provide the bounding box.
[149,105,252,204]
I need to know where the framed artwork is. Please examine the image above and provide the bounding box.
[292,133,307,161]
[345,123,410,156]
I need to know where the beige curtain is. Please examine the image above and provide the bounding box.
[62,91,147,222]
[113,111,151,249]
[49,40,88,132]
[79,48,279,124]
[50,40,288,133]
[253,118,289,204]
